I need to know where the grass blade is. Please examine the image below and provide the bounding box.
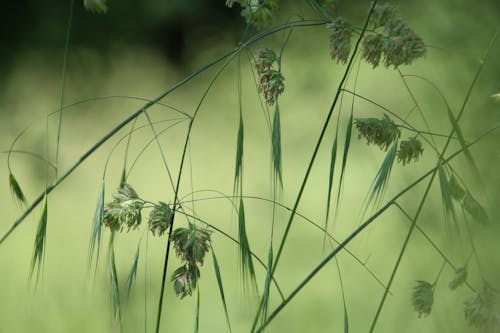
[366,141,398,209]
[30,194,48,283]
[109,233,122,327]
[437,162,458,231]
[234,114,244,190]
[125,241,140,300]
[237,199,256,286]
[9,172,27,207]
[336,111,353,206]
[461,192,489,225]
[271,104,283,187]
[323,130,338,248]
[445,108,478,172]
[89,180,104,269]
[211,248,232,332]
[194,285,200,333]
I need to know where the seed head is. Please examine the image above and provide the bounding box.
[171,264,200,299]
[327,18,353,64]
[397,137,423,165]
[355,115,400,151]
[411,280,434,318]
[464,284,499,331]
[449,267,467,290]
[172,223,212,266]
[103,183,144,232]
[148,202,174,236]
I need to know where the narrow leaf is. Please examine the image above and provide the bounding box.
[438,162,458,231]
[323,131,338,248]
[30,194,48,282]
[125,241,140,299]
[238,199,256,286]
[271,104,283,187]
[343,303,349,333]
[261,244,274,324]
[109,233,122,325]
[89,181,105,268]
[337,112,353,205]
[446,107,478,173]
[462,192,489,225]
[9,172,27,206]
[234,115,244,191]
[211,249,232,332]
[366,141,398,209]
[194,285,200,333]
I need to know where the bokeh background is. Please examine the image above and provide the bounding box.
[1,0,499,332]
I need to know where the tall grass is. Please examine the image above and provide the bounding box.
[2,1,499,332]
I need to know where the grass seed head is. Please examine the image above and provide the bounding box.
[411,280,434,318]
[449,267,467,290]
[148,202,174,236]
[327,18,353,64]
[172,264,200,299]
[172,223,212,266]
[397,137,423,165]
[355,115,400,151]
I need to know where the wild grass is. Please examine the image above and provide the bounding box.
[1,0,499,332]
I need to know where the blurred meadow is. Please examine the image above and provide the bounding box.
[0,1,499,332]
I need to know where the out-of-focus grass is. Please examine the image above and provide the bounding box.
[0,1,499,332]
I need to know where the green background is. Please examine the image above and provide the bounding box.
[0,1,499,332]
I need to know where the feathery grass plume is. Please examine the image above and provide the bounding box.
[258,70,285,106]
[438,163,458,230]
[103,183,144,232]
[367,140,398,207]
[237,199,256,284]
[254,48,284,106]
[148,202,174,236]
[172,223,212,266]
[448,175,466,201]
[125,242,140,299]
[326,18,353,64]
[84,0,107,14]
[31,194,48,281]
[355,115,400,151]
[362,3,426,69]
[8,172,27,206]
[172,264,200,299]
[411,280,434,318]
[271,104,283,186]
[362,33,385,68]
[464,284,499,331]
[462,192,489,225]
[89,181,105,267]
[397,137,423,165]
[370,3,398,29]
[211,249,232,332]
[449,267,467,290]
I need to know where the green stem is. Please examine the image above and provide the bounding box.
[253,123,500,332]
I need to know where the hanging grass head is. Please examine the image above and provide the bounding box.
[230,0,278,29]
[171,264,200,299]
[254,48,284,106]
[103,183,144,232]
[411,280,434,318]
[148,202,174,236]
[397,136,423,165]
[255,48,278,74]
[464,284,499,331]
[355,115,400,151]
[449,267,467,290]
[172,223,212,266]
[326,18,353,64]
[362,3,426,69]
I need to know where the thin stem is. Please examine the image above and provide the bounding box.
[55,0,74,177]
[254,124,500,332]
